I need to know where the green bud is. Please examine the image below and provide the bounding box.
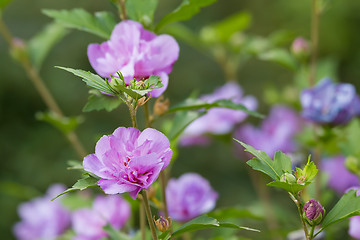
[280,173,296,184]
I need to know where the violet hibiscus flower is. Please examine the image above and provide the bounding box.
[83,127,172,199]
[88,20,179,97]
[235,105,302,157]
[13,184,71,240]
[72,195,131,240]
[166,173,218,222]
[300,78,360,125]
[179,82,257,146]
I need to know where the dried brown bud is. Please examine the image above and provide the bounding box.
[153,96,170,116]
[137,96,150,107]
[154,216,172,232]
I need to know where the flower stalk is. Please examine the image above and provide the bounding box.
[141,189,159,240]
[309,0,320,86]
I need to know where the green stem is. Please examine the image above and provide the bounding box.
[118,0,127,20]
[141,190,158,240]
[128,104,138,128]
[309,0,320,87]
[0,18,87,159]
[309,225,315,239]
[292,195,310,240]
[139,200,146,240]
[143,102,152,128]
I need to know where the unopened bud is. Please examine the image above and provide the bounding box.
[280,173,296,184]
[153,96,169,116]
[154,216,172,232]
[291,37,309,60]
[303,199,325,226]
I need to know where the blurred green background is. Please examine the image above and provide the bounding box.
[2,0,360,239]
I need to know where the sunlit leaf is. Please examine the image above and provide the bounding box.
[156,0,217,31]
[28,22,69,70]
[52,175,98,201]
[43,9,116,39]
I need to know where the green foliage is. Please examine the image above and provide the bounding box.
[28,22,69,70]
[0,0,12,10]
[42,9,116,39]
[258,48,297,71]
[156,0,217,31]
[236,141,292,181]
[208,207,263,220]
[126,0,158,27]
[103,224,133,240]
[266,181,311,195]
[200,11,251,43]
[169,98,264,118]
[159,215,259,240]
[35,111,83,134]
[52,175,99,201]
[295,157,318,183]
[83,90,122,112]
[0,181,40,200]
[316,189,360,236]
[167,111,205,141]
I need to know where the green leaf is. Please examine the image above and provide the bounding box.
[52,175,98,201]
[235,141,292,181]
[126,0,158,27]
[155,0,217,31]
[171,215,220,237]
[320,189,360,230]
[258,48,297,71]
[28,22,69,70]
[67,160,84,171]
[207,207,263,220]
[169,98,264,118]
[295,157,318,183]
[0,0,12,10]
[42,9,116,39]
[0,181,40,200]
[35,111,83,134]
[103,224,131,240]
[56,66,114,95]
[217,222,259,232]
[267,181,310,194]
[167,111,205,141]
[83,90,122,112]
[201,11,251,43]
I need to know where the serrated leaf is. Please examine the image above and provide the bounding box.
[235,141,291,181]
[52,175,98,201]
[267,181,310,194]
[295,157,318,183]
[258,48,297,71]
[28,22,69,70]
[125,0,158,27]
[156,0,217,31]
[167,111,205,141]
[83,93,122,112]
[35,111,83,134]
[56,66,114,95]
[169,98,264,118]
[320,189,360,230]
[42,9,116,39]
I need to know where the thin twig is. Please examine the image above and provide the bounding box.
[141,190,159,240]
[309,0,320,86]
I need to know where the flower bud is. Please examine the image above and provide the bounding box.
[154,216,172,233]
[280,173,296,184]
[303,199,325,226]
[291,37,309,60]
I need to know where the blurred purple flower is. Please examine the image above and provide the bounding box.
[166,173,218,222]
[180,82,257,146]
[84,127,172,199]
[322,155,359,194]
[235,105,302,157]
[88,20,179,97]
[349,216,360,239]
[13,184,71,240]
[300,78,360,125]
[72,195,130,240]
